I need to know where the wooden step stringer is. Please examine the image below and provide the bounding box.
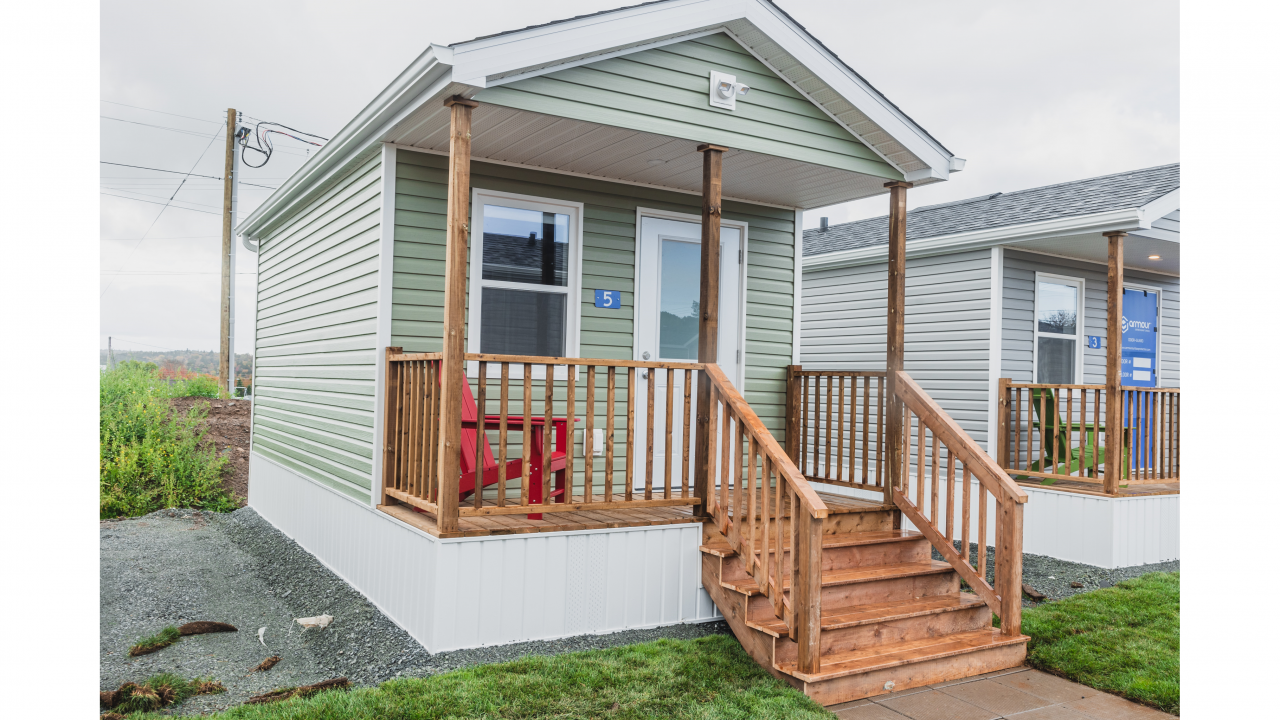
[700,502,1029,706]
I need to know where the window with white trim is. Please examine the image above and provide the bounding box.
[1033,274,1083,384]
[467,190,582,360]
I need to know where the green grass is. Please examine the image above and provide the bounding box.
[1021,572,1179,715]
[100,361,237,518]
[128,625,182,656]
[125,635,831,719]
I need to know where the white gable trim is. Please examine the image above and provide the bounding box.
[803,207,1148,270]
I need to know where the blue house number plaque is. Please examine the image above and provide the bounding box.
[594,289,621,308]
[1087,335,1102,349]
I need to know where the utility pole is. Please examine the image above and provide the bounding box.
[108,336,114,370]
[219,109,239,395]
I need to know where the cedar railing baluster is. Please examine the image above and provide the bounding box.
[665,369,674,499]
[584,365,595,502]
[497,363,508,507]
[475,362,487,509]
[522,363,533,506]
[606,366,616,502]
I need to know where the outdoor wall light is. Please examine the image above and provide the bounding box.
[709,70,749,110]
[1148,255,1161,260]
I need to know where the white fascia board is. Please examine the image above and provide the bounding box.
[237,46,452,238]
[449,0,731,86]
[1137,188,1179,229]
[743,0,954,179]
[803,208,1145,271]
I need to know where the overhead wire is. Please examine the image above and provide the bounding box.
[100,122,227,299]
[100,100,224,125]
[100,193,221,216]
[238,118,328,169]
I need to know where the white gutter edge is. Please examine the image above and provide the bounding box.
[1138,188,1179,228]
[802,207,1146,271]
[237,46,452,238]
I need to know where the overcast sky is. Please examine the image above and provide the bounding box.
[99,0,1178,357]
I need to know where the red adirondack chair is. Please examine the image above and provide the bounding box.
[454,370,571,520]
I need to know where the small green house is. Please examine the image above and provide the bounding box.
[235,0,1030,704]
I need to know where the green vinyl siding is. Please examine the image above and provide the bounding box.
[251,152,382,504]
[392,150,795,457]
[474,33,901,180]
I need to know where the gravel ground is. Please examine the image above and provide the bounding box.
[101,507,730,715]
[933,543,1180,607]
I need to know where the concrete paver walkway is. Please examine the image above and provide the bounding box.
[830,667,1176,720]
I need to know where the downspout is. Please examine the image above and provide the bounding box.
[243,235,259,253]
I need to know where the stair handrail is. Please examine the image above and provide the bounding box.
[703,363,828,674]
[891,370,1027,636]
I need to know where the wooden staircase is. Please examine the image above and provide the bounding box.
[700,496,1028,705]
[701,365,1031,707]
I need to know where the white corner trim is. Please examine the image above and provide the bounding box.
[1138,188,1179,228]
[370,143,398,507]
[985,246,1003,455]
[803,207,1146,271]
[793,209,803,365]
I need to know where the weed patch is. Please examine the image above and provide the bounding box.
[1022,571,1179,714]
[129,626,181,656]
[100,673,225,714]
[100,362,237,518]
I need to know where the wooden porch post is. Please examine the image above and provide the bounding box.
[437,95,478,533]
[884,181,911,505]
[1103,231,1126,496]
[694,143,727,519]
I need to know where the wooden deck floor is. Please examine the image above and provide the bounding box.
[1015,478,1180,497]
[380,489,890,539]
[380,494,701,539]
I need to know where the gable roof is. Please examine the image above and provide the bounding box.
[239,0,961,239]
[804,163,1180,258]
[449,0,952,157]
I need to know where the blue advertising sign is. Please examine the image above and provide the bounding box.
[1120,288,1158,387]
[594,289,621,309]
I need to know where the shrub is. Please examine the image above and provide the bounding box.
[100,363,236,518]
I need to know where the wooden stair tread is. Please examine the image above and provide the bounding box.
[722,560,954,596]
[747,593,988,637]
[776,629,1030,683]
[700,530,923,558]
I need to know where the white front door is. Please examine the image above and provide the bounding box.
[632,214,744,492]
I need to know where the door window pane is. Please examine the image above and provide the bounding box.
[658,239,701,360]
[480,288,566,356]
[1036,336,1076,384]
[481,204,569,286]
[1037,281,1078,334]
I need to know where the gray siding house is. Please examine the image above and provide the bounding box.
[801,164,1181,567]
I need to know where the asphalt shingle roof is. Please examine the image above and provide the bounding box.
[804,163,1180,257]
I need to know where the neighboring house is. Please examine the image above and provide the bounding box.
[801,164,1180,568]
[235,0,1040,704]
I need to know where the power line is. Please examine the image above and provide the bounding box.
[101,115,226,139]
[102,336,180,351]
[101,271,258,276]
[100,123,228,300]
[101,100,223,125]
[102,235,221,241]
[100,161,221,180]
[100,192,222,215]
[101,187,226,210]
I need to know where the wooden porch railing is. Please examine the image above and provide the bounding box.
[996,380,1180,488]
[705,363,830,674]
[785,367,888,492]
[381,349,706,519]
[893,371,1028,637]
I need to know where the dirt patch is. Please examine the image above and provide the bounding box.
[170,398,251,506]
[246,677,350,705]
[178,621,237,636]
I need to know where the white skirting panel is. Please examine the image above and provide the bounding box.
[249,453,720,654]
[802,478,1179,569]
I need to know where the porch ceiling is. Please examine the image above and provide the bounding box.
[382,98,913,210]
[1005,232,1179,276]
